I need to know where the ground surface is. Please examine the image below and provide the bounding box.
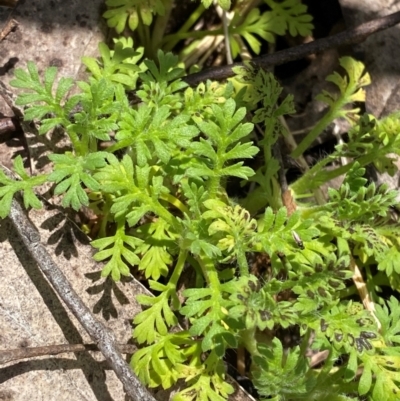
[0,0,400,400]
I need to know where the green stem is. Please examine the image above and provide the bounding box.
[208,176,220,200]
[236,246,249,277]
[137,22,151,58]
[98,193,114,238]
[163,3,206,52]
[365,265,381,304]
[163,28,224,48]
[207,158,223,199]
[151,198,181,233]
[67,129,84,156]
[263,123,280,208]
[198,255,220,287]
[150,0,173,56]
[208,141,230,199]
[159,193,190,215]
[187,254,205,287]
[115,214,126,238]
[291,144,388,195]
[240,327,258,356]
[291,106,339,159]
[169,249,188,287]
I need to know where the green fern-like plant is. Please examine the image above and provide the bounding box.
[265,0,314,37]
[4,5,400,400]
[81,39,144,89]
[0,155,47,217]
[103,0,166,33]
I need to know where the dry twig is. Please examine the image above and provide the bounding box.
[2,164,156,401]
[0,343,137,365]
[0,18,17,41]
[183,10,400,86]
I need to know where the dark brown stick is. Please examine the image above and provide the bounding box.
[0,18,18,41]
[183,10,400,86]
[0,343,137,365]
[0,0,18,8]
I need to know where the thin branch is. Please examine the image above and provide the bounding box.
[0,0,18,7]
[183,10,400,86]
[309,350,330,368]
[0,343,137,365]
[0,18,18,41]
[3,165,156,401]
[350,256,381,330]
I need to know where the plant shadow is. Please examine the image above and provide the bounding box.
[40,207,90,259]
[85,272,132,321]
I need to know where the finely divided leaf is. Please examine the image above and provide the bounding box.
[0,156,47,218]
